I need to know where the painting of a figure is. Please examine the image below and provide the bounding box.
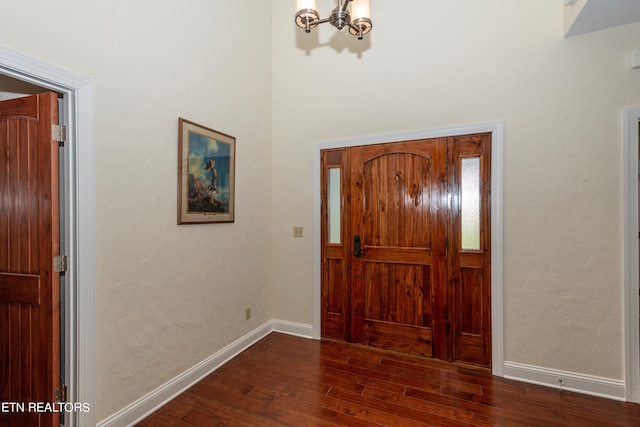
[178,118,235,224]
[187,134,231,213]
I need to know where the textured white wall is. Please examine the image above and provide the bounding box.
[272,0,640,381]
[0,0,272,421]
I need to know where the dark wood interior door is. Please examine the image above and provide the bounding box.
[0,92,61,427]
[321,133,492,369]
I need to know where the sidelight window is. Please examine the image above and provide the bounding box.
[461,157,481,250]
[328,168,341,244]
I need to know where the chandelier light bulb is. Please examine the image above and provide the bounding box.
[296,0,317,11]
[350,0,370,21]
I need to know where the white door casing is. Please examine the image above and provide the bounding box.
[623,106,640,403]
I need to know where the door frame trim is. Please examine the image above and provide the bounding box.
[312,121,504,376]
[0,46,96,425]
[623,106,640,403]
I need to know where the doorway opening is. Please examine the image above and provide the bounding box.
[312,121,505,376]
[0,46,96,426]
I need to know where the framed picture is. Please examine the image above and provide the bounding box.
[178,118,235,224]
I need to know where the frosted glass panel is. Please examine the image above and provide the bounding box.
[461,157,480,250]
[328,168,341,244]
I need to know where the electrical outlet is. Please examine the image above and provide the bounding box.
[245,307,251,320]
[293,227,303,238]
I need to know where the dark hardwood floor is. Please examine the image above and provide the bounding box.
[136,333,640,426]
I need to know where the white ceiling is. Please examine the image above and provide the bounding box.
[566,0,640,37]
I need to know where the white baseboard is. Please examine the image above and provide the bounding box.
[97,319,314,427]
[503,361,626,401]
[272,319,314,338]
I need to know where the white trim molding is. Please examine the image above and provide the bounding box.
[96,320,313,427]
[504,361,626,401]
[312,121,505,376]
[623,106,640,403]
[0,45,96,427]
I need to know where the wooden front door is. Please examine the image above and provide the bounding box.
[321,133,491,369]
[0,93,61,427]
[350,138,448,360]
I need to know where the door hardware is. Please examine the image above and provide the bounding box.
[354,235,363,257]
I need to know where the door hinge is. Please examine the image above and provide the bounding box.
[53,255,67,273]
[52,124,67,144]
[54,385,67,403]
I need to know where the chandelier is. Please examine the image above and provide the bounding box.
[295,0,373,40]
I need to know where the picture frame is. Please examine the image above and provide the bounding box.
[178,118,235,224]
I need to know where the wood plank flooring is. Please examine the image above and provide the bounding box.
[136,333,640,426]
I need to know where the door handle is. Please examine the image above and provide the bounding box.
[354,235,363,257]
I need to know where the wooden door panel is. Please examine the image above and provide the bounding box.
[0,274,41,305]
[320,149,351,341]
[361,261,435,357]
[2,304,40,403]
[0,94,39,120]
[364,320,433,357]
[361,247,432,263]
[455,266,487,364]
[362,153,431,248]
[449,133,492,368]
[458,268,483,335]
[1,116,41,275]
[352,140,447,358]
[0,93,60,427]
[322,257,349,338]
[363,262,432,326]
[325,258,346,314]
[453,266,490,365]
